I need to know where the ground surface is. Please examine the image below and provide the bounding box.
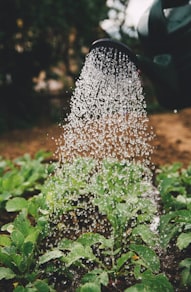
[1,107,191,168]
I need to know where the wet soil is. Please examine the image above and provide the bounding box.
[0,107,191,169]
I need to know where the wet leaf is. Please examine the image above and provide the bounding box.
[11,230,25,248]
[39,250,64,265]
[77,232,113,249]
[177,232,191,250]
[6,197,28,212]
[63,243,96,267]
[132,224,158,247]
[81,269,109,287]
[78,282,101,292]
[129,244,160,273]
[116,251,133,271]
[0,267,15,280]
[0,234,11,246]
[125,274,173,292]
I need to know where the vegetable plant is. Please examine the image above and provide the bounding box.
[0,210,54,291]
[156,162,191,290]
[36,157,172,291]
[2,153,191,291]
[0,150,55,211]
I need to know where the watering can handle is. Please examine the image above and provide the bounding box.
[149,0,190,38]
[162,0,189,8]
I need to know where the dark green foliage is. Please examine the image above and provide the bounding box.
[156,162,191,289]
[0,0,108,131]
[0,0,108,81]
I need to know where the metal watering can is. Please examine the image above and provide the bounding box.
[91,0,191,109]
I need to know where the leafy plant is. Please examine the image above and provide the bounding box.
[0,150,55,210]
[159,209,191,249]
[3,154,191,291]
[124,273,173,292]
[179,258,191,288]
[156,162,191,290]
[37,157,173,291]
[156,162,191,211]
[0,211,39,284]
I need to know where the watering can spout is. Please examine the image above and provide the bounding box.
[91,0,191,109]
[90,38,181,109]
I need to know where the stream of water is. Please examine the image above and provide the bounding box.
[57,46,154,178]
[42,43,159,290]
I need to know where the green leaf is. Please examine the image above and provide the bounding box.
[129,244,160,273]
[125,283,146,292]
[34,279,51,292]
[13,286,25,292]
[77,232,113,249]
[177,232,191,250]
[0,192,11,203]
[159,212,181,249]
[81,269,109,287]
[24,229,40,244]
[2,172,24,194]
[6,197,28,212]
[159,210,191,248]
[125,274,173,292]
[132,225,158,247]
[179,258,191,286]
[34,150,52,161]
[79,282,101,292]
[0,267,15,280]
[116,251,133,271]
[180,268,191,287]
[0,248,14,268]
[39,249,64,265]
[14,212,32,237]
[12,253,23,270]
[175,209,191,223]
[0,234,11,246]
[63,243,96,267]
[58,238,75,250]
[179,258,191,269]
[97,270,109,287]
[11,230,25,247]
[22,241,34,256]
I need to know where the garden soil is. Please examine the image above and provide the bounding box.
[1,107,191,169]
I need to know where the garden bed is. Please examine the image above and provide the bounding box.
[1,108,191,291]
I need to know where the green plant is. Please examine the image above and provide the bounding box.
[37,157,172,291]
[0,150,55,211]
[0,210,50,290]
[156,162,191,211]
[159,209,191,249]
[12,279,55,292]
[124,273,173,292]
[156,162,191,290]
[179,258,191,288]
[3,154,191,291]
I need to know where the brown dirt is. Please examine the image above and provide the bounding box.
[1,107,191,168]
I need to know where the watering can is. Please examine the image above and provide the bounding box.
[91,0,191,109]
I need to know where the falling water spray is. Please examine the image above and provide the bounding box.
[57,43,154,179]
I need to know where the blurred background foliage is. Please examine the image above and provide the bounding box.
[0,0,155,133]
[0,0,111,131]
